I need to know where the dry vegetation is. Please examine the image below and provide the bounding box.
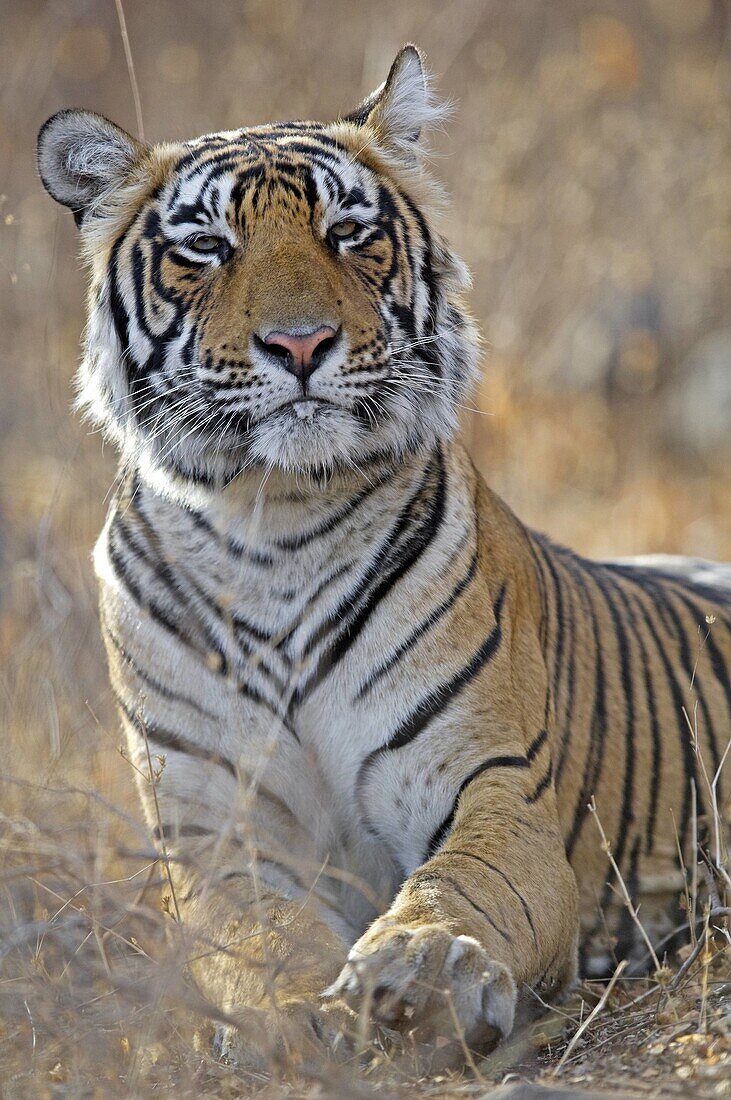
[1,1,730,1096]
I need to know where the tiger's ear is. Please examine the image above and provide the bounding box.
[345,45,441,157]
[37,110,145,226]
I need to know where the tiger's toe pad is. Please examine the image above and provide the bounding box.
[324,923,516,1049]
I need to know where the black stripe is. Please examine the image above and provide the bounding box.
[110,491,289,737]
[297,449,447,698]
[126,489,293,702]
[116,694,238,777]
[102,620,217,721]
[165,455,217,487]
[272,472,391,551]
[526,761,553,804]
[182,501,275,567]
[593,568,663,855]
[588,564,637,895]
[526,538,550,656]
[438,849,538,943]
[218,858,302,889]
[661,585,730,761]
[551,551,580,786]
[410,872,512,944]
[273,562,355,655]
[558,553,578,727]
[107,527,218,665]
[526,728,548,762]
[356,546,478,699]
[534,537,567,720]
[605,570,702,844]
[357,584,508,802]
[108,236,131,360]
[605,564,722,776]
[325,450,447,659]
[639,567,731,609]
[562,560,609,859]
[648,582,719,777]
[110,509,229,675]
[301,455,437,659]
[425,748,528,857]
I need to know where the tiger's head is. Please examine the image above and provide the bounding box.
[38,46,479,487]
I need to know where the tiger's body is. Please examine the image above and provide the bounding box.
[38,47,730,1067]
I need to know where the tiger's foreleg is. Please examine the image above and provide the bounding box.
[154,789,362,1068]
[114,691,357,1065]
[327,760,579,1057]
[176,846,356,1066]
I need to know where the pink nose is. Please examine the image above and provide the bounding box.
[263,326,338,382]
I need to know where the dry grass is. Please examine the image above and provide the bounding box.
[1,1,730,1095]
[0,777,728,1096]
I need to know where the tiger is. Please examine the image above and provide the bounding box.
[37,45,730,1070]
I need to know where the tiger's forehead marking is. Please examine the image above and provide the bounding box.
[163,123,377,231]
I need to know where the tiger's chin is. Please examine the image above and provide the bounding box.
[247,403,371,475]
[241,391,456,478]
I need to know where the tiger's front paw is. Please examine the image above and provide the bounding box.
[324,923,516,1052]
[214,997,359,1071]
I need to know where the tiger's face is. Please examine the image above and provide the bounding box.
[38,47,479,484]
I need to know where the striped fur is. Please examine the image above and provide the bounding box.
[39,47,730,1064]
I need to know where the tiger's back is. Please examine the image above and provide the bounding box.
[531,535,731,972]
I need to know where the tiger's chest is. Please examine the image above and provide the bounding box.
[176,502,452,797]
[119,465,484,887]
[158,531,419,926]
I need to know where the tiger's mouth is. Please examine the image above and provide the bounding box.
[247,395,357,444]
[264,397,352,425]
[277,398,334,418]
[289,399,326,421]
[206,397,342,439]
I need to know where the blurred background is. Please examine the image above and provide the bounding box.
[0,2,729,1085]
[1,0,730,801]
[2,0,730,789]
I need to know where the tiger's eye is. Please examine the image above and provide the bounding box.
[188,235,224,254]
[328,220,360,241]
